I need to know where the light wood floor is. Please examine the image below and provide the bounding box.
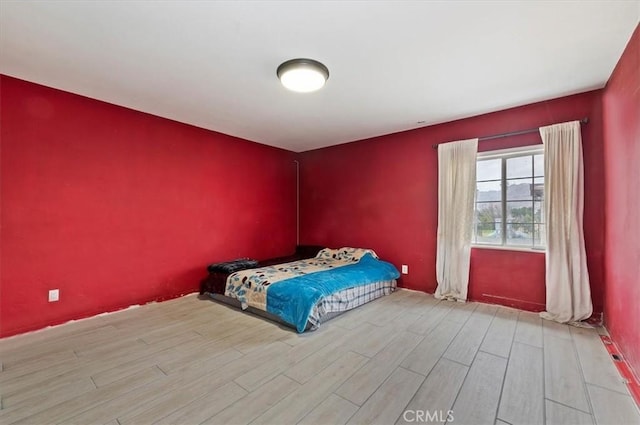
[1,289,639,425]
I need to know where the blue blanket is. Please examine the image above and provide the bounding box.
[265,253,400,332]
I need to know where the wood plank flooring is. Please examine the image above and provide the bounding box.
[1,290,639,425]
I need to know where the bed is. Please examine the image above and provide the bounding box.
[200,247,399,332]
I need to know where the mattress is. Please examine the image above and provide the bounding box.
[201,247,399,332]
[205,278,396,331]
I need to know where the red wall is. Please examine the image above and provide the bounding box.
[0,76,296,337]
[299,91,605,313]
[602,25,640,377]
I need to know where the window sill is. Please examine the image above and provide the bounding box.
[472,244,546,254]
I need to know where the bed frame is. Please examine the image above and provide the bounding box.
[200,293,346,331]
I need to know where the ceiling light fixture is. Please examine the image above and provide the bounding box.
[277,58,329,93]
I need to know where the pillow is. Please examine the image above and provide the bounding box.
[207,258,259,274]
[316,247,379,262]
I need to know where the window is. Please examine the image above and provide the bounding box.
[473,146,545,249]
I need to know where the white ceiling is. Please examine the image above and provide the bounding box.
[1,1,638,152]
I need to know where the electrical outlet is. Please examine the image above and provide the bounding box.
[48,289,59,302]
[401,265,408,274]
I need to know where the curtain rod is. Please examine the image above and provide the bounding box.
[431,117,589,149]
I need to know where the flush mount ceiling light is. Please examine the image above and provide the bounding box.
[277,58,329,93]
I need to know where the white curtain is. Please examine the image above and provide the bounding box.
[435,138,478,302]
[539,121,592,323]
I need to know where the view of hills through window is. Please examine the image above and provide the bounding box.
[474,151,545,248]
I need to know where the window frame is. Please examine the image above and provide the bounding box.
[473,145,546,251]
